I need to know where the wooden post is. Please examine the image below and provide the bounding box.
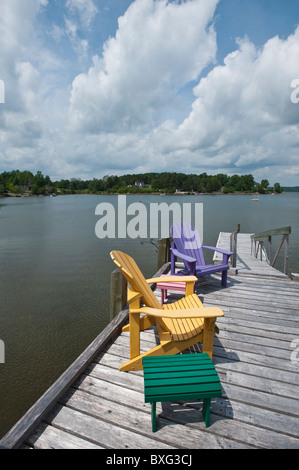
[157,238,171,270]
[230,224,240,268]
[271,235,286,268]
[110,269,127,321]
[268,236,272,265]
[284,234,289,275]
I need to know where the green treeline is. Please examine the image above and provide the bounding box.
[0,170,52,195]
[0,169,285,196]
[283,186,299,192]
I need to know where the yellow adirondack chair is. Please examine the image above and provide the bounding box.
[110,250,224,372]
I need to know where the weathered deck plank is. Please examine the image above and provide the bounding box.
[2,233,299,449]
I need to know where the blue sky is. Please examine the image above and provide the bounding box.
[0,0,299,185]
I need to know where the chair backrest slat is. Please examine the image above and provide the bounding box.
[110,251,162,310]
[171,223,205,266]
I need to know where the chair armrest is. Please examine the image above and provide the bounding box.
[202,245,234,256]
[171,248,197,263]
[146,275,198,284]
[131,307,224,319]
[127,287,142,304]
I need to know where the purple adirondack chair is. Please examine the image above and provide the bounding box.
[170,223,233,287]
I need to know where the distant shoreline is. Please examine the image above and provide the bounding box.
[0,190,292,198]
[1,170,292,197]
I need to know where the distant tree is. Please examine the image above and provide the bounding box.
[257,184,265,194]
[19,170,34,187]
[56,179,70,190]
[151,178,160,191]
[216,173,230,187]
[223,185,235,194]
[274,182,283,194]
[241,174,255,192]
[31,183,39,195]
[44,175,51,186]
[106,176,119,189]
[33,171,46,188]
[260,179,269,190]
[210,176,222,192]
[69,178,81,191]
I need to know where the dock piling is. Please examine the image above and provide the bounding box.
[110,269,127,321]
[157,238,171,270]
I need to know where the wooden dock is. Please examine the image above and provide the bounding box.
[1,233,299,449]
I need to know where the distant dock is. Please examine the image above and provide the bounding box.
[214,231,290,278]
[1,230,299,449]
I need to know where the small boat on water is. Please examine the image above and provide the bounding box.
[251,195,259,201]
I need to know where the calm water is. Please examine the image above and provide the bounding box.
[0,193,298,438]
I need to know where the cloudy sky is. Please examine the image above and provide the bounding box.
[0,0,299,185]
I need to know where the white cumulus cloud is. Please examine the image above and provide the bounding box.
[157,27,299,177]
[66,0,98,27]
[69,0,219,134]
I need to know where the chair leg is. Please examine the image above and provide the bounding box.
[122,315,154,332]
[119,334,203,372]
[202,317,216,359]
[119,342,172,371]
[151,402,157,432]
[160,289,167,305]
[221,270,227,287]
[160,289,165,305]
[202,398,211,427]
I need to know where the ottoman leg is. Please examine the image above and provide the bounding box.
[202,398,211,427]
[151,402,157,432]
[161,289,165,305]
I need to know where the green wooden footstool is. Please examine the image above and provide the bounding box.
[142,354,222,432]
